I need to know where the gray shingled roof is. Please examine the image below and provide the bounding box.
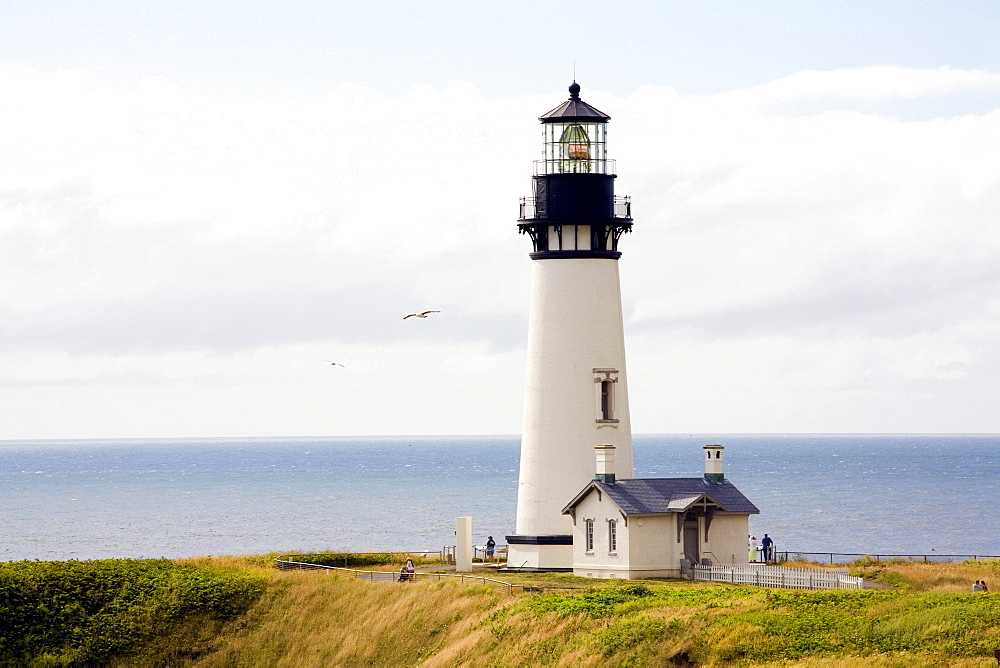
[564,477,759,516]
[539,82,611,123]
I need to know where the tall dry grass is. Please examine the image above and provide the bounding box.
[778,558,1000,592]
[752,658,994,668]
[193,570,516,667]
[169,557,1000,667]
[850,559,1000,592]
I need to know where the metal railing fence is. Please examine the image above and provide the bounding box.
[779,551,1000,565]
[275,550,446,570]
[274,555,524,594]
[441,545,509,564]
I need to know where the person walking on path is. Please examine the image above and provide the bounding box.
[485,536,496,563]
[761,534,774,562]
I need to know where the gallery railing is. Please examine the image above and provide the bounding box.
[519,196,631,220]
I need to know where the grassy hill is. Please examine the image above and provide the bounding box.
[3,554,999,666]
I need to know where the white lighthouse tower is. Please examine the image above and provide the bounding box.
[506,82,635,571]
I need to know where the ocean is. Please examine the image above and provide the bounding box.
[1,434,997,562]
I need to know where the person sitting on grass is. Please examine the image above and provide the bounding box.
[399,559,415,583]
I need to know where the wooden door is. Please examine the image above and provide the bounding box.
[683,522,700,565]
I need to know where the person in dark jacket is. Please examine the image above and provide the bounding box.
[761,534,774,562]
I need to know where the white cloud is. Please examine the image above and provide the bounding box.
[737,65,1000,105]
[1,64,998,437]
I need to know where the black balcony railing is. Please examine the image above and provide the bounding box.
[534,158,616,175]
[519,196,630,221]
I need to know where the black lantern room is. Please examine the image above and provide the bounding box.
[518,82,632,259]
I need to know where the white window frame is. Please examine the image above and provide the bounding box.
[608,519,617,554]
[593,368,620,424]
[585,519,595,553]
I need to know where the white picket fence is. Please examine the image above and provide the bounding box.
[692,564,863,590]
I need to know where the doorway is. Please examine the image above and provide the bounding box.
[682,513,700,565]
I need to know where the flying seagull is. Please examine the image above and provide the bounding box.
[403,310,440,319]
[324,361,346,367]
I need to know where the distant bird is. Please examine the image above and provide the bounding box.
[324,361,346,367]
[403,310,440,320]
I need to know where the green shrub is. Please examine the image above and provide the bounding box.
[705,590,1000,661]
[525,582,731,618]
[0,559,265,665]
[596,616,683,656]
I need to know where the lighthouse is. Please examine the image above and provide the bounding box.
[506,82,635,571]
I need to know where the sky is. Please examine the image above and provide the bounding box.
[1,1,999,439]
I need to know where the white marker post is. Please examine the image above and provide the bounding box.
[455,516,473,572]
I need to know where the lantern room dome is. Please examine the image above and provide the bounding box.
[539,82,611,123]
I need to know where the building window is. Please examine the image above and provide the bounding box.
[594,369,620,423]
[608,520,617,554]
[585,519,594,553]
[601,380,613,420]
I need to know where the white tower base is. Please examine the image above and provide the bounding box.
[505,541,574,572]
[507,257,634,571]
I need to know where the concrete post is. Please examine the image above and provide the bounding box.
[456,516,473,572]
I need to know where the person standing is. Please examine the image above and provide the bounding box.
[748,535,759,563]
[761,534,774,562]
[485,536,496,563]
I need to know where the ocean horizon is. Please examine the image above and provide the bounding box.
[2,433,998,562]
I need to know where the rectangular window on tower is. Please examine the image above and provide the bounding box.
[594,369,619,423]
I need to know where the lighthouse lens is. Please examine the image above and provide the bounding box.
[560,124,591,163]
